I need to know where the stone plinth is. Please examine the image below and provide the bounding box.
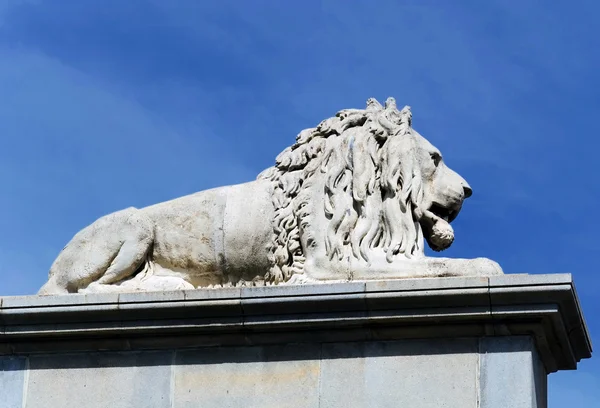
[0,274,592,408]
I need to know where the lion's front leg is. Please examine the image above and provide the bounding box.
[299,249,503,282]
[419,257,503,277]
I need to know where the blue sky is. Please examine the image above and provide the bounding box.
[0,0,598,404]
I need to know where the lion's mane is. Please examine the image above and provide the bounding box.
[257,97,426,283]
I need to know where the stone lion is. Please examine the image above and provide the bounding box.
[38,97,502,295]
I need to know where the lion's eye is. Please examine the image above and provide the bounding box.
[430,152,442,167]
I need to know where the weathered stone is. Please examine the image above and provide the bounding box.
[0,338,555,408]
[2,292,120,308]
[0,274,591,373]
[365,275,489,292]
[0,356,26,408]
[0,274,592,407]
[37,97,502,295]
[173,344,321,408]
[319,339,479,408]
[479,337,547,408]
[25,351,172,408]
[118,290,185,304]
[488,273,572,287]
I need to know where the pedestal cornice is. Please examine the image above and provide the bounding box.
[0,274,591,373]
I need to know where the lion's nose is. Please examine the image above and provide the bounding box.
[463,184,472,198]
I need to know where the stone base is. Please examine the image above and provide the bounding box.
[0,274,592,408]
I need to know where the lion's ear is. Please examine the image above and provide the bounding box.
[366,98,383,110]
[399,106,412,127]
[385,97,397,110]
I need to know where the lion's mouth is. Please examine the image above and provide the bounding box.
[428,202,460,223]
[418,202,462,252]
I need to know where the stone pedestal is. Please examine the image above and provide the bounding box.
[0,274,591,408]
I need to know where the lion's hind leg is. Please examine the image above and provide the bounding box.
[95,237,153,286]
[38,208,154,295]
[82,211,154,292]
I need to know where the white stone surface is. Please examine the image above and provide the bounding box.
[173,345,321,408]
[2,275,591,408]
[5,274,591,373]
[319,339,479,408]
[480,337,547,408]
[25,351,172,408]
[0,356,26,408]
[37,97,502,295]
[1,338,550,408]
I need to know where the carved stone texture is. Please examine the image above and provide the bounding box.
[38,97,502,295]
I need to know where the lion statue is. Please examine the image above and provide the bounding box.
[38,97,502,295]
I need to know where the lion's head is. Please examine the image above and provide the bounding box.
[258,97,472,283]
